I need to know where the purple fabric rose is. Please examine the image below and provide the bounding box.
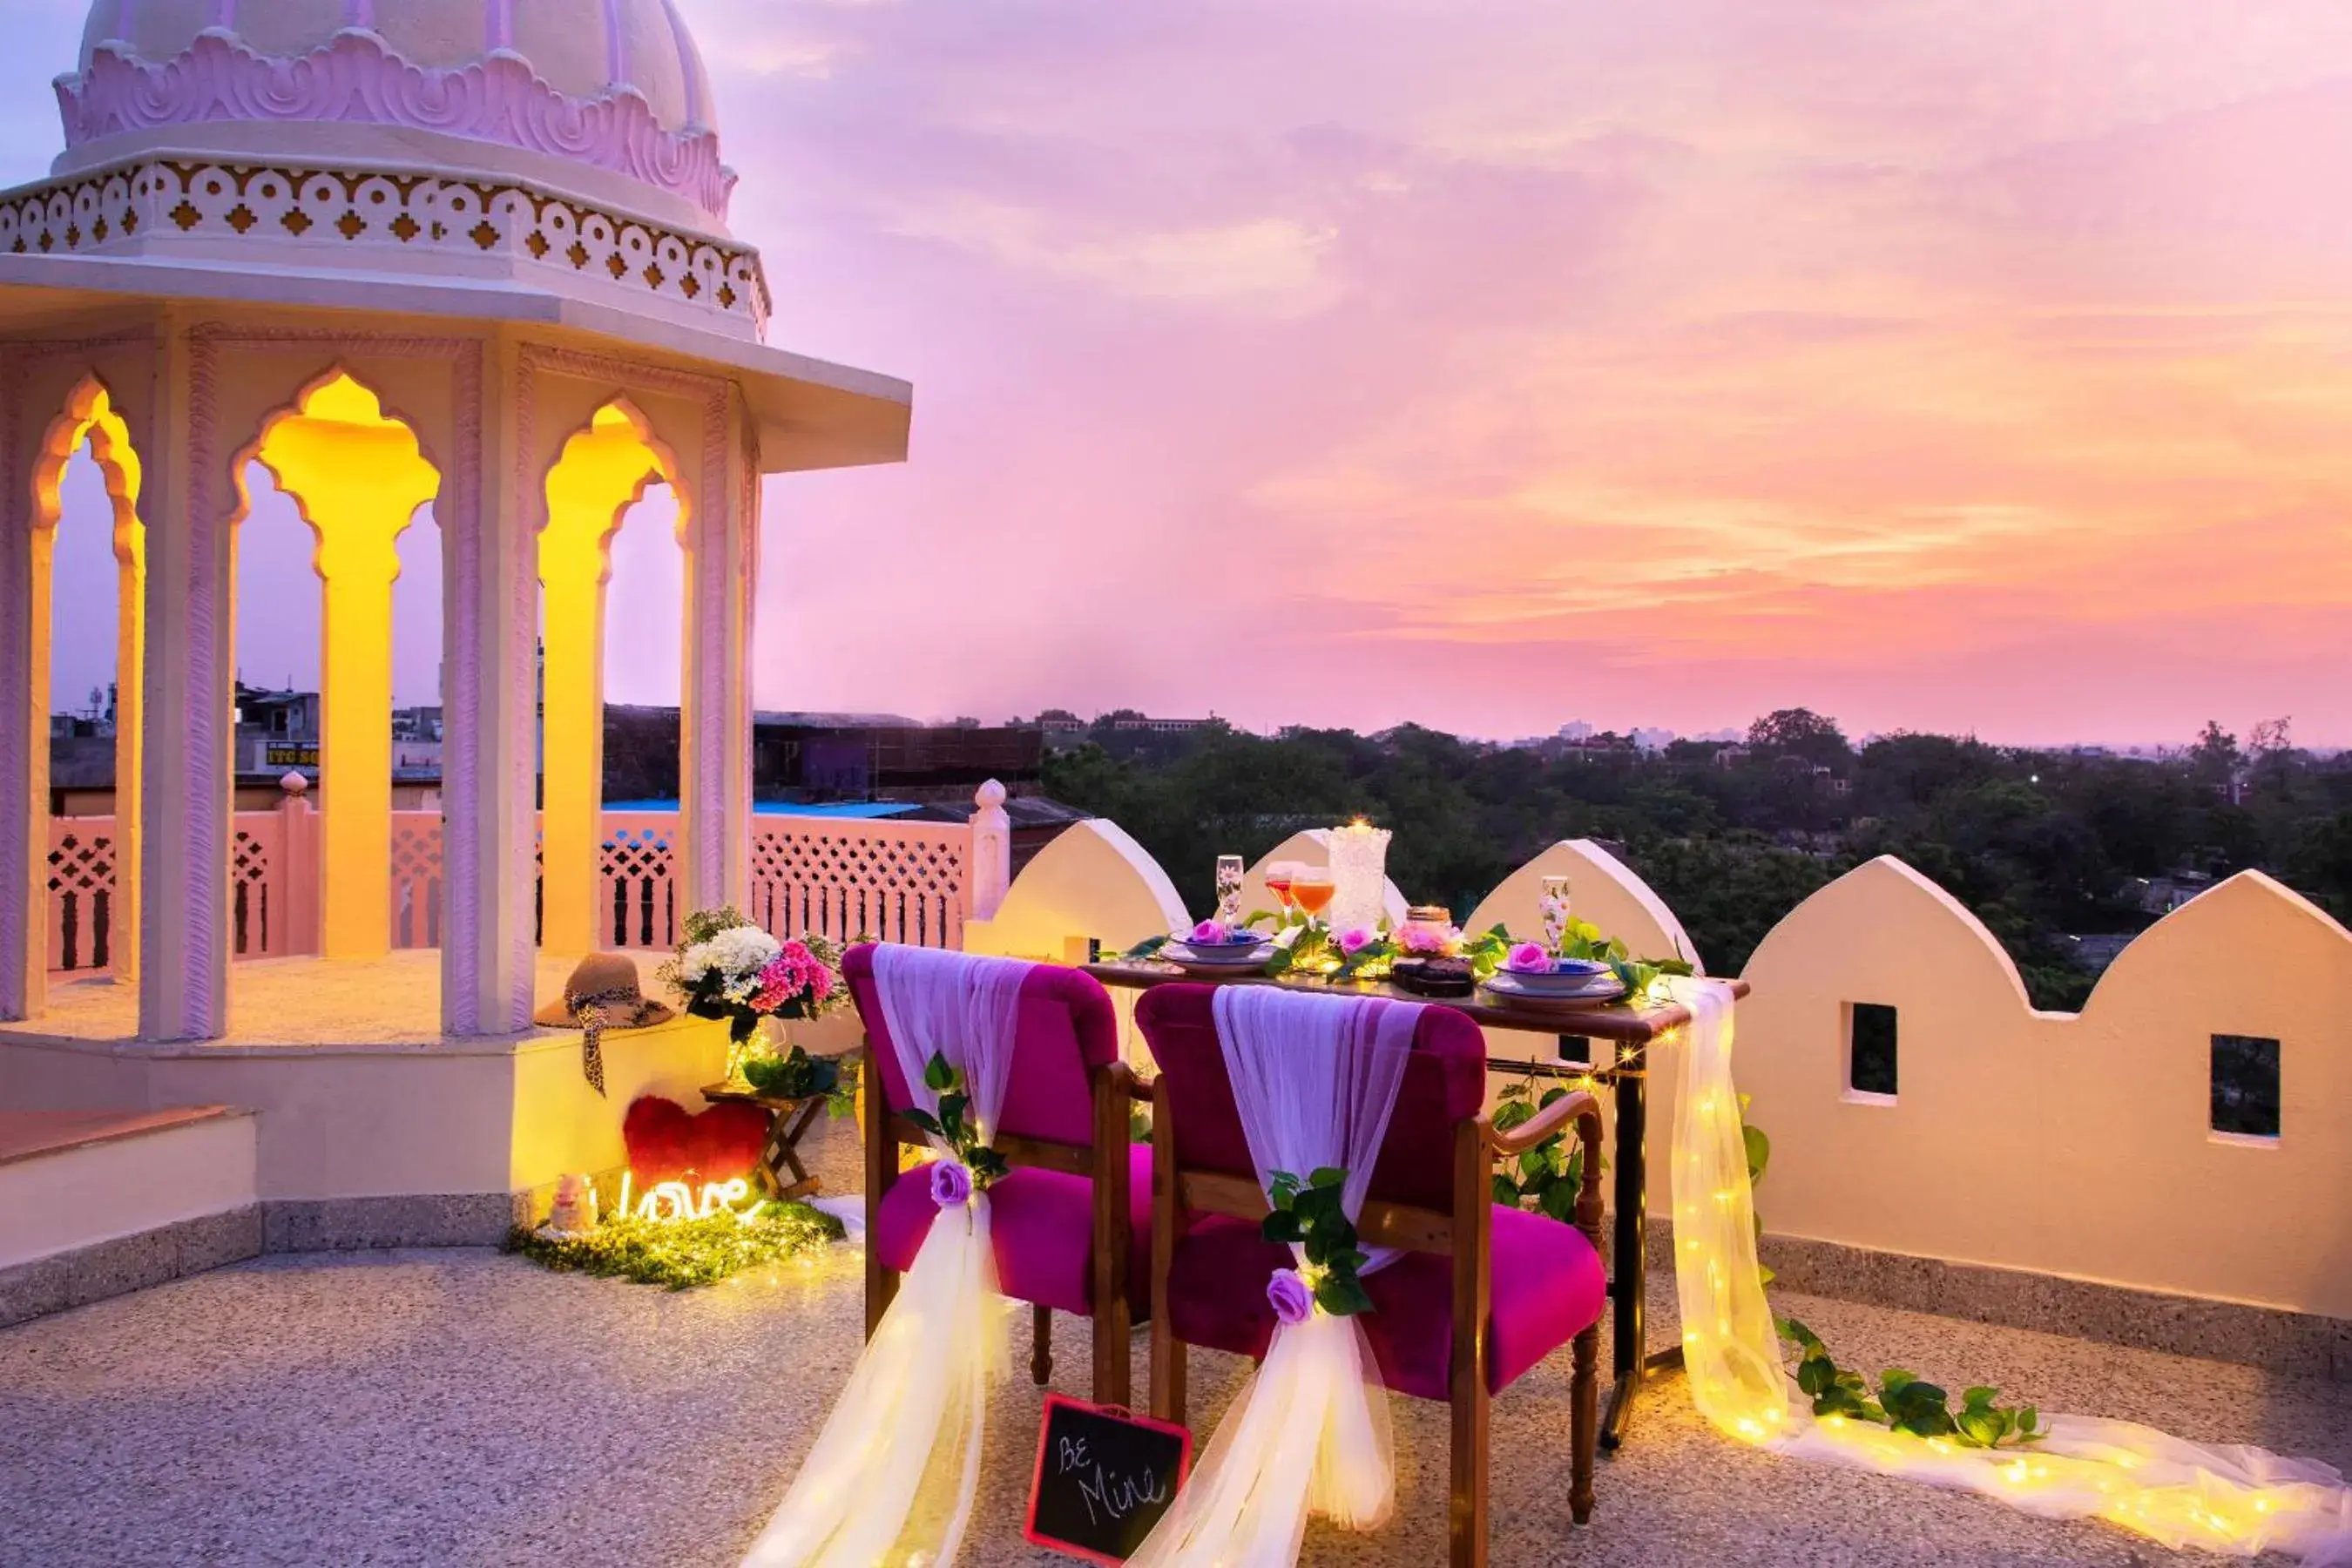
[1504,942,1554,975]
[1337,927,1374,956]
[1191,918,1233,945]
[929,1158,974,1208]
[1267,1267,1315,1326]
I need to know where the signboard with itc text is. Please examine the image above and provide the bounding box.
[1024,1395,1192,1564]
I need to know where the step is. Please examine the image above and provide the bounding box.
[0,1105,260,1327]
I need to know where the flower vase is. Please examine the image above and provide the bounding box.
[723,1015,779,1093]
[1328,821,1392,936]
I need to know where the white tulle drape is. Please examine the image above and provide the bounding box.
[1125,986,1425,1568]
[741,946,1035,1568]
[1667,976,2352,1565]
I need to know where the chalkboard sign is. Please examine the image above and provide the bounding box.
[1024,1395,1193,1564]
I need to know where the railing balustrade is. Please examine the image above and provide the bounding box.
[43,787,1009,970]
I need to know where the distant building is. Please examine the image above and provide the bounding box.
[1632,727,1676,753]
[1713,745,1751,768]
[1111,714,1213,735]
[1558,720,1594,742]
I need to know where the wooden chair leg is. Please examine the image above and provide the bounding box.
[1451,1116,1495,1568]
[862,1039,897,1340]
[1031,1304,1054,1387]
[1151,1335,1186,1426]
[1093,1292,1132,1410]
[1092,1061,1133,1410]
[1450,1376,1490,1568]
[1571,1321,1599,1524]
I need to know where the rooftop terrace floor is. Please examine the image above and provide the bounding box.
[3,1244,2345,1567]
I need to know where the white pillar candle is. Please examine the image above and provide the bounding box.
[1327,821,1392,936]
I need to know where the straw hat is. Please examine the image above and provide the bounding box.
[534,952,675,1031]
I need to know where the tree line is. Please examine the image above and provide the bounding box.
[1040,710,2352,1010]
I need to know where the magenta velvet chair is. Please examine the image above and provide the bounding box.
[1135,983,1609,1568]
[848,944,1150,1408]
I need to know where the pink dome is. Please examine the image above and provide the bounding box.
[57,0,734,225]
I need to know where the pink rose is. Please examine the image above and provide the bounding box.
[1505,942,1554,975]
[1267,1267,1315,1326]
[1338,927,1374,956]
[1192,919,1233,945]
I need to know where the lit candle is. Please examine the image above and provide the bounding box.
[1326,820,1392,936]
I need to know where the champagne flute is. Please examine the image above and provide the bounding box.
[1215,855,1245,925]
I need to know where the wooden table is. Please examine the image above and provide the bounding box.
[1083,960,1749,1454]
[698,1081,833,1201]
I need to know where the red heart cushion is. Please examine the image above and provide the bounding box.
[623,1095,768,1186]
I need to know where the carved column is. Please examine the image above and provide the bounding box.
[138,321,233,1042]
[440,333,537,1037]
[0,344,37,1020]
[678,387,755,915]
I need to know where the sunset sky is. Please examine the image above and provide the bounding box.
[8,0,2349,746]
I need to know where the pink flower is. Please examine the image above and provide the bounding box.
[748,941,836,1012]
[1267,1267,1315,1326]
[930,1159,974,1208]
[1191,918,1234,945]
[1505,943,1554,975]
[1338,927,1374,956]
[1399,924,1460,957]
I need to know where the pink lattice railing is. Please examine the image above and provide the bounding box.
[46,807,990,969]
[595,812,682,952]
[748,820,972,950]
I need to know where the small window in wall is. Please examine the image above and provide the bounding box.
[1558,1035,1592,1069]
[1847,1003,1898,1098]
[2210,1035,2281,1140]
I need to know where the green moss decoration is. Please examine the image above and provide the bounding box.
[505,1199,844,1290]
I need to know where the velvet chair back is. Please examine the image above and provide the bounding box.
[1133,983,1486,1212]
[844,943,1120,1150]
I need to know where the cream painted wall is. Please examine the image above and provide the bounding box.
[509,1013,729,1190]
[1738,860,2352,1317]
[963,819,1188,963]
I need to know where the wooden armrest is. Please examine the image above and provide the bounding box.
[1487,1091,1603,1157]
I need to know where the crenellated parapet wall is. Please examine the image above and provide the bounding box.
[983,830,2352,1322]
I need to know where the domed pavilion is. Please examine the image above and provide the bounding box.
[0,1,910,1042]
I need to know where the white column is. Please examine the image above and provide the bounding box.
[440,334,538,1037]
[678,388,754,915]
[970,779,1012,922]
[0,345,40,1020]
[139,322,233,1042]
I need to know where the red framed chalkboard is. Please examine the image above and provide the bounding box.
[1024,1394,1194,1564]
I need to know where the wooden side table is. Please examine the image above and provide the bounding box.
[698,1080,835,1200]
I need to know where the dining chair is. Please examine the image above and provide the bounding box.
[848,943,1150,1407]
[1135,982,1608,1568]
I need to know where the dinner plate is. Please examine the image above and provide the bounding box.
[1162,941,1274,971]
[1481,970,1627,1008]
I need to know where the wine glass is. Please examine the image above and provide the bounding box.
[1264,859,1302,910]
[1290,866,1335,920]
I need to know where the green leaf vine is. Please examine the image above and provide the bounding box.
[1260,1166,1375,1316]
[902,1051,1011,1190]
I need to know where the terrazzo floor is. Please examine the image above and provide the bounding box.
[4,1221,2348,1568]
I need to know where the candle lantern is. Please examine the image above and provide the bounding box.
[1328,820,1392,935]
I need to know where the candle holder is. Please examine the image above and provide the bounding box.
[1540,875,1571,953]
[1328,821,1392,936]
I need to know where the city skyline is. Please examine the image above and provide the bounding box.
[9,0,2350,747]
